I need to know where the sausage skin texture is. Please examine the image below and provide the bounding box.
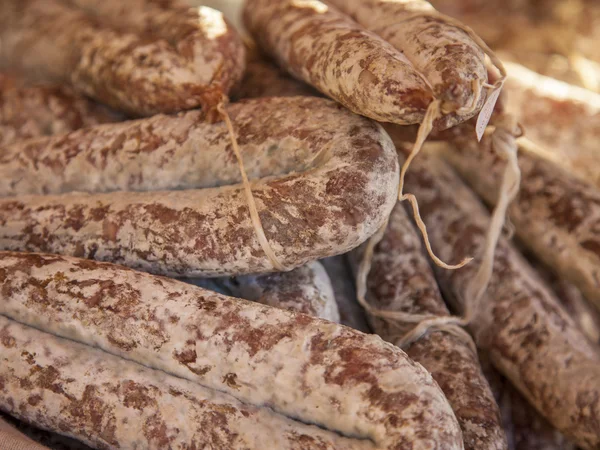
[243,0,433,125]
[326,0,488,129]
[0,97,399,276]
[442,130,600,312]
[350,202,507,450]
[0,74,119,146]
[502,62,600,188]
[186,261,341,322]
[0,315,401,450]
[0,251,464,450]
[479,355,576,450]
[404,154,600,450]
[0,0,245,116]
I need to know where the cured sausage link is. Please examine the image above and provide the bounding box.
[243,0,433,125]
[0,0,245,116]
[0,74,118,146]
[442,129,600,312]
[0,251,463,449]
[0,97,399,276]
[350,203,507,450]
[404,154,600,450]
[326,0,489,129]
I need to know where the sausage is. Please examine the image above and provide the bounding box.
[243,0,433,125]
[0,74,119,146]
[349,203,507,450]
[0,416,50,450]
[186,261,340,321]
[325,0,491,130]
[321,255,371,332]
[0,97,399,276]
[478,355,576,450]
[523,255,600,345]
[0,0,245,116]
[500,62,600,188]
[441,128,600,311]
[0,315,398,450]
[544,274,600,345]
[0,251,464,449]
[404,154,600,449]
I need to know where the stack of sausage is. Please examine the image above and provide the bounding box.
[0,0,598,449]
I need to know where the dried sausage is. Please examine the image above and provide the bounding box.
[0,97,399,276]
[0,251,463,449]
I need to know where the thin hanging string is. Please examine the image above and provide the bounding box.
[356,12,510,350]
[357,120,521,352]
[462,119,521,320]
[354,219,477,354]
[217,101,288,272]
[398,99,472,270]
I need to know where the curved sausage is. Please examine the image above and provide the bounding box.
[0,314,388,450]
[0,251,463,449]
[350,202,507,450]
[325,0,490,129]
[0,97,399,276]
[404,153,600,449]
[0,74,118,146]
[502,62,600,188]
[442,127,600,312]
[243,0,433,125]
[0,0,245,116]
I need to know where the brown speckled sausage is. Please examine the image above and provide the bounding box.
[544,274,600,346]
[322,255,371,332]
[525,255,600,346]
[0,0,244,116]
[325,0,489,129]
[243,0,433,125]
[0,315,395,450]
[501,62,600,188]
[349,203,507,450]
[0,251,463,449]
[0,74,118,146]
[187,261,340,321]
[442,130,600,312]
[0,97,399,276]
[479,355,576,450]
[404,154,600,449]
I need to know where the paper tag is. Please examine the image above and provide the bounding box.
[475,84,503,141]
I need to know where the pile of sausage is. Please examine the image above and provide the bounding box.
[0,0,598,449]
